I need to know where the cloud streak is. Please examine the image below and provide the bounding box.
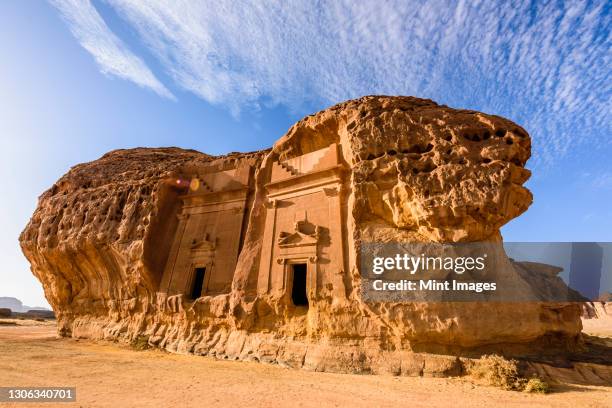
[50,0,174,99]
[53,0,610,167]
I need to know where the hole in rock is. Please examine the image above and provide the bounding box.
[422,163,437,173]
[505,138,514,145]
[291,264,309,307]
[388,149,397,156]
[495,129,506,137]
[483,131,491,140]
[482,158,491,164]
[405,143,434,154]
[190,267,206,299]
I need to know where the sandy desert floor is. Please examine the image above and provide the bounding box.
[0,320,610,408]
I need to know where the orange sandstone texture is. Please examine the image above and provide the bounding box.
[20,96,582,375]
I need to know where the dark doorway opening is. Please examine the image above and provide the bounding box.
[291,263,308,307]
[190,267,206,299]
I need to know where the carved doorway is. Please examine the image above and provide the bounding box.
[190,267,207,299]
[291,263,308,307]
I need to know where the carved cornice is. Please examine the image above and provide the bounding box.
[265,165,347,198]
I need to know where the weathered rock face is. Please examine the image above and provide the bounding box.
[20,96,582,375]
[282,97,533,243]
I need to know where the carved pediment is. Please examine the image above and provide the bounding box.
[278,220,322,248]
[190,234,216,251]
[278,231,318,247]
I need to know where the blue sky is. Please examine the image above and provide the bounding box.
[0,0,610,307]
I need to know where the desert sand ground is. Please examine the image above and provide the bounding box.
[0,320,610,408]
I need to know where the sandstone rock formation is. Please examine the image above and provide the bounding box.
[582,301,612,338]
[20,96,584,375]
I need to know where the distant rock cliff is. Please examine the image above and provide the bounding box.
[0,296,48,313]
[0,297,23,312]
[20,96,583,376]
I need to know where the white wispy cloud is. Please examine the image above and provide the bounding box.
[591,172,612,190]
[50,0,174,99]
[53,0,610,168]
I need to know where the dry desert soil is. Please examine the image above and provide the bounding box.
[0,320,610,408]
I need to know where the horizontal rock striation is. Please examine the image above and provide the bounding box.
[20,96,583,375]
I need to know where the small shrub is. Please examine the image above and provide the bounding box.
[469,354,548,392]
[470,354,525,390]
[131,335,150,351]
[524,377,549,394]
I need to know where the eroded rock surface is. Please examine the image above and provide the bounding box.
[20,96,584,376]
